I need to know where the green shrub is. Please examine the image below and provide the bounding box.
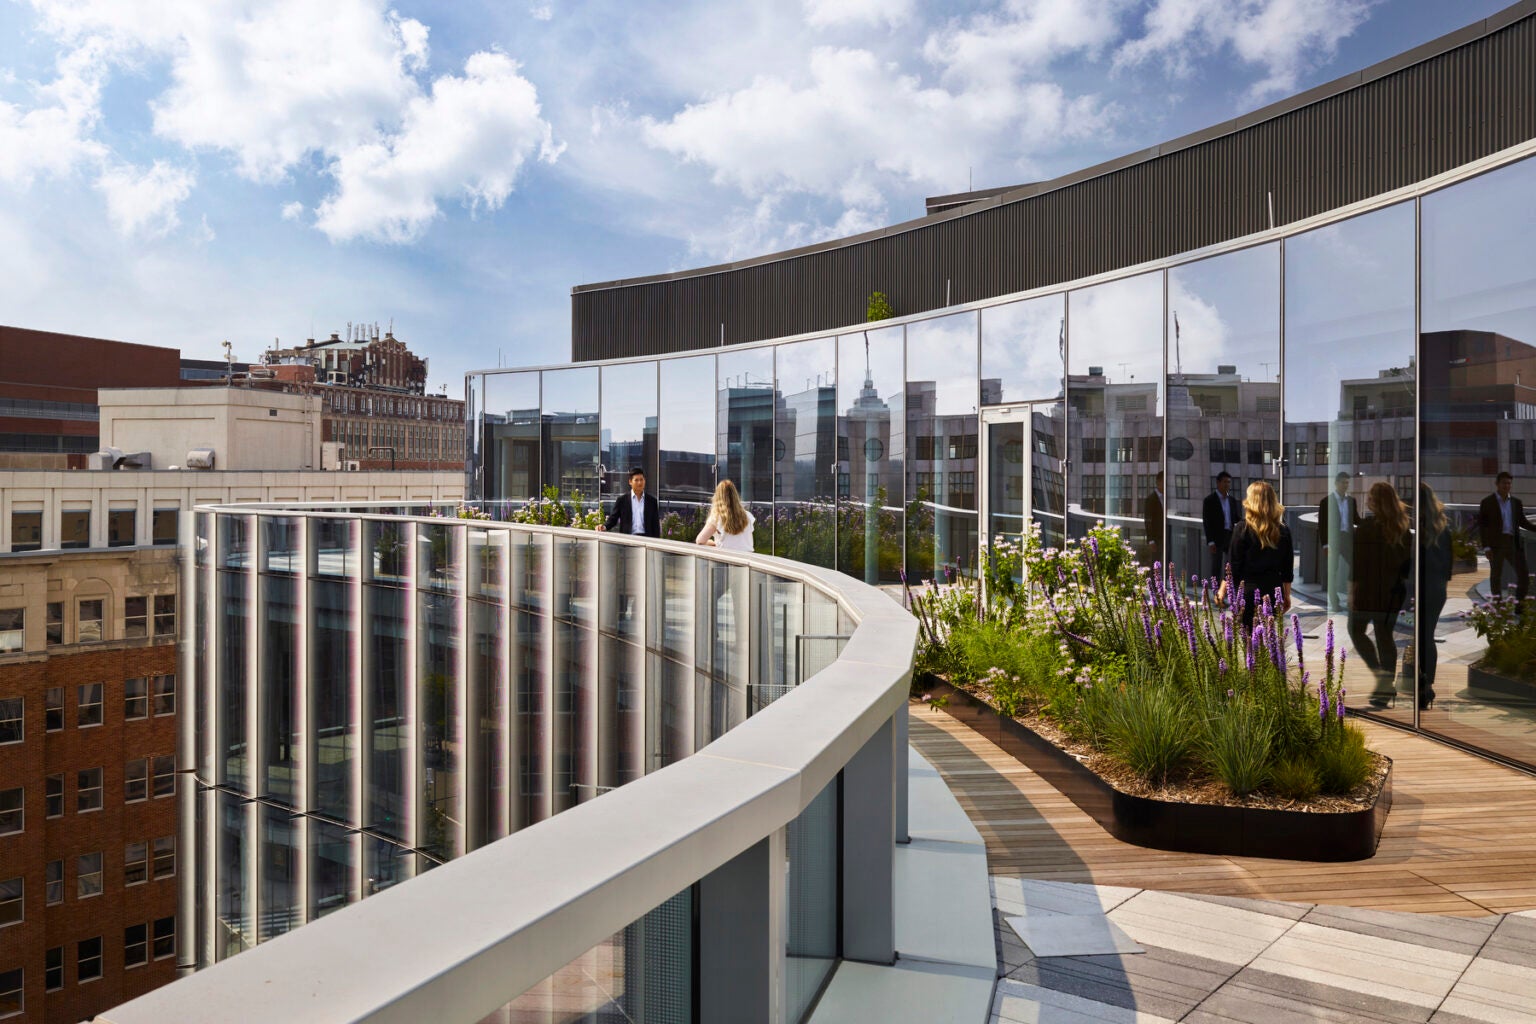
[866,290,895,321]
[1270,756,1321,801]
[1102,682,1195,785]
[1314,724,1375,794]
[1202,700,1275,797]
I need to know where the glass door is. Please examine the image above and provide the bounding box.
[981,400,1066,567]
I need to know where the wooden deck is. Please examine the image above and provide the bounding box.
[908,702,1536,917]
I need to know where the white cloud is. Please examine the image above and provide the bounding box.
[315,52,562,243]
[1116,0,1374,99]
[281,201,304,221]
[924,0,1130,86]
[803,0,914,29]
[644,46,1110,210]
[0,41,108,185]
[530,4,553,21]
[94,160,195,238]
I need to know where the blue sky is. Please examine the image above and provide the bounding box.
[0,0,1513,395]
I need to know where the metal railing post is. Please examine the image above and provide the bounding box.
[698,829,786,1024]
[840,713,896,965]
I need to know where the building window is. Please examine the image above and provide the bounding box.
[77,683,102,727]
[125,842,148,886]
[153,916,175,960]
[154,595,176,637]
[45,948,62,992]
[0,610,20,654]
[77,853,103,899]
[0,700,19,745]
[125,597,148,638]
[60,509,90,549]
[77,768,102,813]
[153,675,175,716]
[152,508,179,545]
[46,603,61,646]
[1293,442,1309,466]
[125,923,148,968]
[45,775,62,818]
[0,878,19,927]
[0,968,18,1017]
[108,508,136,547]
[1339,441,1354,464]
[153,836,175,879]
[45,688,62,731]
[45,861,62,905]
[1399,437,1415,463]
[1315,442,1330,465]
[0,788,20,835]
[125,678,148,720]
[153,756,175,798]
[9,509,41,552]
[125,759,148,802]
[77,600,104,643]
[1360,440,1375,464]
[78,937,102,982]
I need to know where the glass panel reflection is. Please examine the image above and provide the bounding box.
[774,337,838,568]
[1166,244,1280,586]
[786,779,838,1022]
[542,367,600,507]
[600,362,658,513]
[1422,156,1536,762]
[659,356,716,541]
[838,326,904,584]
[483,372,541,502]
[1285,202,1416,719]
[1068,272,1163,557]
[982,293,1064,405]
[717,347,774,553]
[907,313,978,581]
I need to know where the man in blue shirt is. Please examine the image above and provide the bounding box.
[1478,471,1534,600]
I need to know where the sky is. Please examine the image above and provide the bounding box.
[0,0,1515,397]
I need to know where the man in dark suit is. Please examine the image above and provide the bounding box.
[1479,470,1536,600]
[1143,471,1165,566]
[1201,471,1241,581]
[1318,471,1361,612]
[598,467,661,538]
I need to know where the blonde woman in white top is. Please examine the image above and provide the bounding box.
[696,479,756,551]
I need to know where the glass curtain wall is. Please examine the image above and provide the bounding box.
[483,372,541,515]
[1284,202,1417,720]
[601,361,658,519]
[1421,156,1536,765]
[907,314,978,580]
[1166,245,1281,586]
[982,295,1066,551]
[541,367,600,506]
[1067,272,1164,560]
[717,347,775,554]
[774,337,838,568]
[660,356,717,541]
[837,325,904,584]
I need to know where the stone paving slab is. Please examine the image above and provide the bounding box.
[1004,912,1145,958]
[987,877,1536,1024]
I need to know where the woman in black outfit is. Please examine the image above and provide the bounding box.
[1222,480,1293,630]
[1349,481,1413,708]
[1416,483,1453,711]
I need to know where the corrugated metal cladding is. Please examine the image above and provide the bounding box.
[572,9,1536,363]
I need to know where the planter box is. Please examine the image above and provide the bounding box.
[920,678,1392,862]
[1466,663,1536,703]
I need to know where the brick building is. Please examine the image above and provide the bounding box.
[0,327,181,465]
[0,548,179,1023]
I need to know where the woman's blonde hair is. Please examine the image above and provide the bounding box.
[1418,482,1447,540]
[1243,480,1284,549]
[712,479,750,535]
[1370,481,1411,546]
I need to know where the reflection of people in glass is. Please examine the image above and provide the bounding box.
[1318,471,1360,613]
[1143,471,1164,565]
[1417,483,1452,711]
[1349,482,1412,709]
[1222,481,1293,629]
[696,479,756,551]
[1202,471,1241,582]
[1478,471,1535,600]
